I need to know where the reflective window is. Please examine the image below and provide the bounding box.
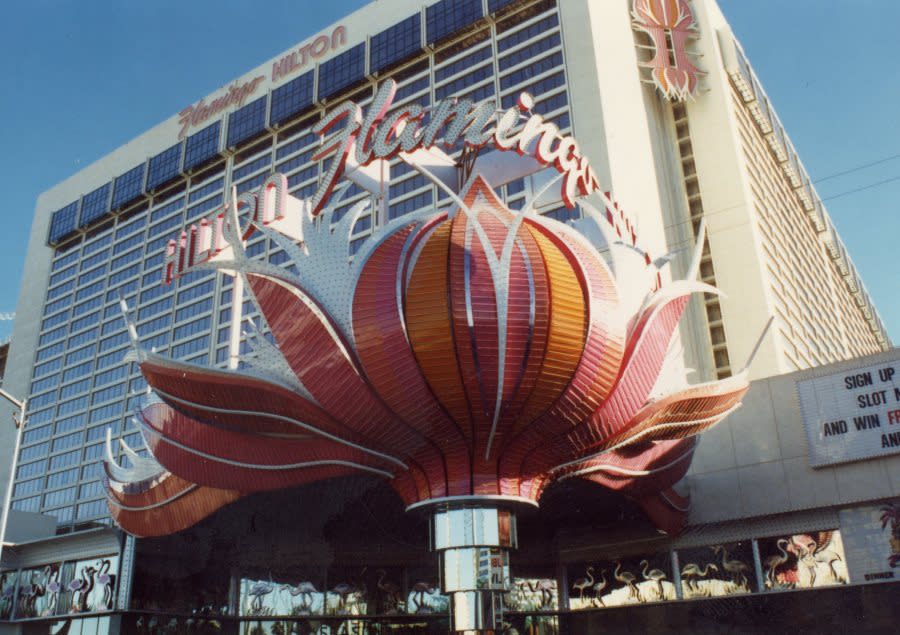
[497,14,559,53]
[500,52,563,90]
[236,173,267,195]
[112,164,146,209]
[33,356,62,376]
[228,96,268,148]
[49,202,80,244]
[276,130,318,160]
[171,335,209,359]
[188,177,224,204]
[79,183,111,226]
[49,451,80,470]
[56,414,86,435]
[35,341,65,362]
[183,121,221,172]
[759,531,848,589]
[370,15,422,75]
[270,71,315,128]
[389,190,433,220]
[435,65,493,100]
[233,153,272,181]
[426,0,483,45]
[91,384,126,406]
[317,43,366,101]
[395,75,430,102]
[498,33,561,71]
[489,0,517,12]
[146,143,183,191]
[501,71,565,107]
[435,46,491,83]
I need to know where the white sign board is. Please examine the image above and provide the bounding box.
[839,501,900,584]
[796,354,900,467]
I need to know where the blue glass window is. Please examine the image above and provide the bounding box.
[233,154,272,181]
[49,202,80,243]
[389,189,433,220]
[183,121,221,172]
[370,15,422,75]
[236,173,267,194]
[286,165,318,189]
[500,52,563,90]
[277,148,316,174]
[426,0,483,45]
[435,46,492,83]
[317,43,366,102]
[276,131,318,160]
[501,70,565,108]
[171,335,210,359]
[395,75,430,101]
[436,65,494,100]
[112,164,146,209]
[147,143,183,191]
[270,71,314,128]
[188,177,224,204]
[227,96,268,148]
[51,250,80,272]
[489,0,517,12]
[497,14,559,52]
[150,197,185,224]
[79,183,111,226]
[498,33,561,71]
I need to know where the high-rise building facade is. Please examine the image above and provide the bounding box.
[0,0,889,555]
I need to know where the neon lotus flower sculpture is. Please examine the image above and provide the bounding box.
[104,85,749,630]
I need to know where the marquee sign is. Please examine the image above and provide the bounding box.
[105,80,749,632]
[797,353,900,467]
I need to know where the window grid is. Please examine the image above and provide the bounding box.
[112,164,146,209]
[183,121,221,172]
[270,71,315,128]
[317,43,367,101]
[227,96,268,148]
[146,143,183,191]
[370,15,422,75]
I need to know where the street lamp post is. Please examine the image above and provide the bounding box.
[0,387,26,569]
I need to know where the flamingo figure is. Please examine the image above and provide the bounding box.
[95,560,113,609]
[680,563,717,594]
[570,566,594,604]
[376,570,401,613]
[763,539,794,589]
[68,566,96,612]
[280,581,317,613]
[247,575,275,613]
[592,570,608,607]
[712,545,750,587]
[614,562,639,601]
[409,581,437,613]
[640,560,667,600]
[42,567,62,617]
[526,579,556,609]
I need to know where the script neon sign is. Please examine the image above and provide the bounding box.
[164,80,601,283]
[308,79,599,214]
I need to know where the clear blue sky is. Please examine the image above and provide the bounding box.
[0,1,896,345]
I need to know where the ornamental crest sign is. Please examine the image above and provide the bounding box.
[632,0,703,100]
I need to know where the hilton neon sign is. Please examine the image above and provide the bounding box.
[164,79,601,283]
